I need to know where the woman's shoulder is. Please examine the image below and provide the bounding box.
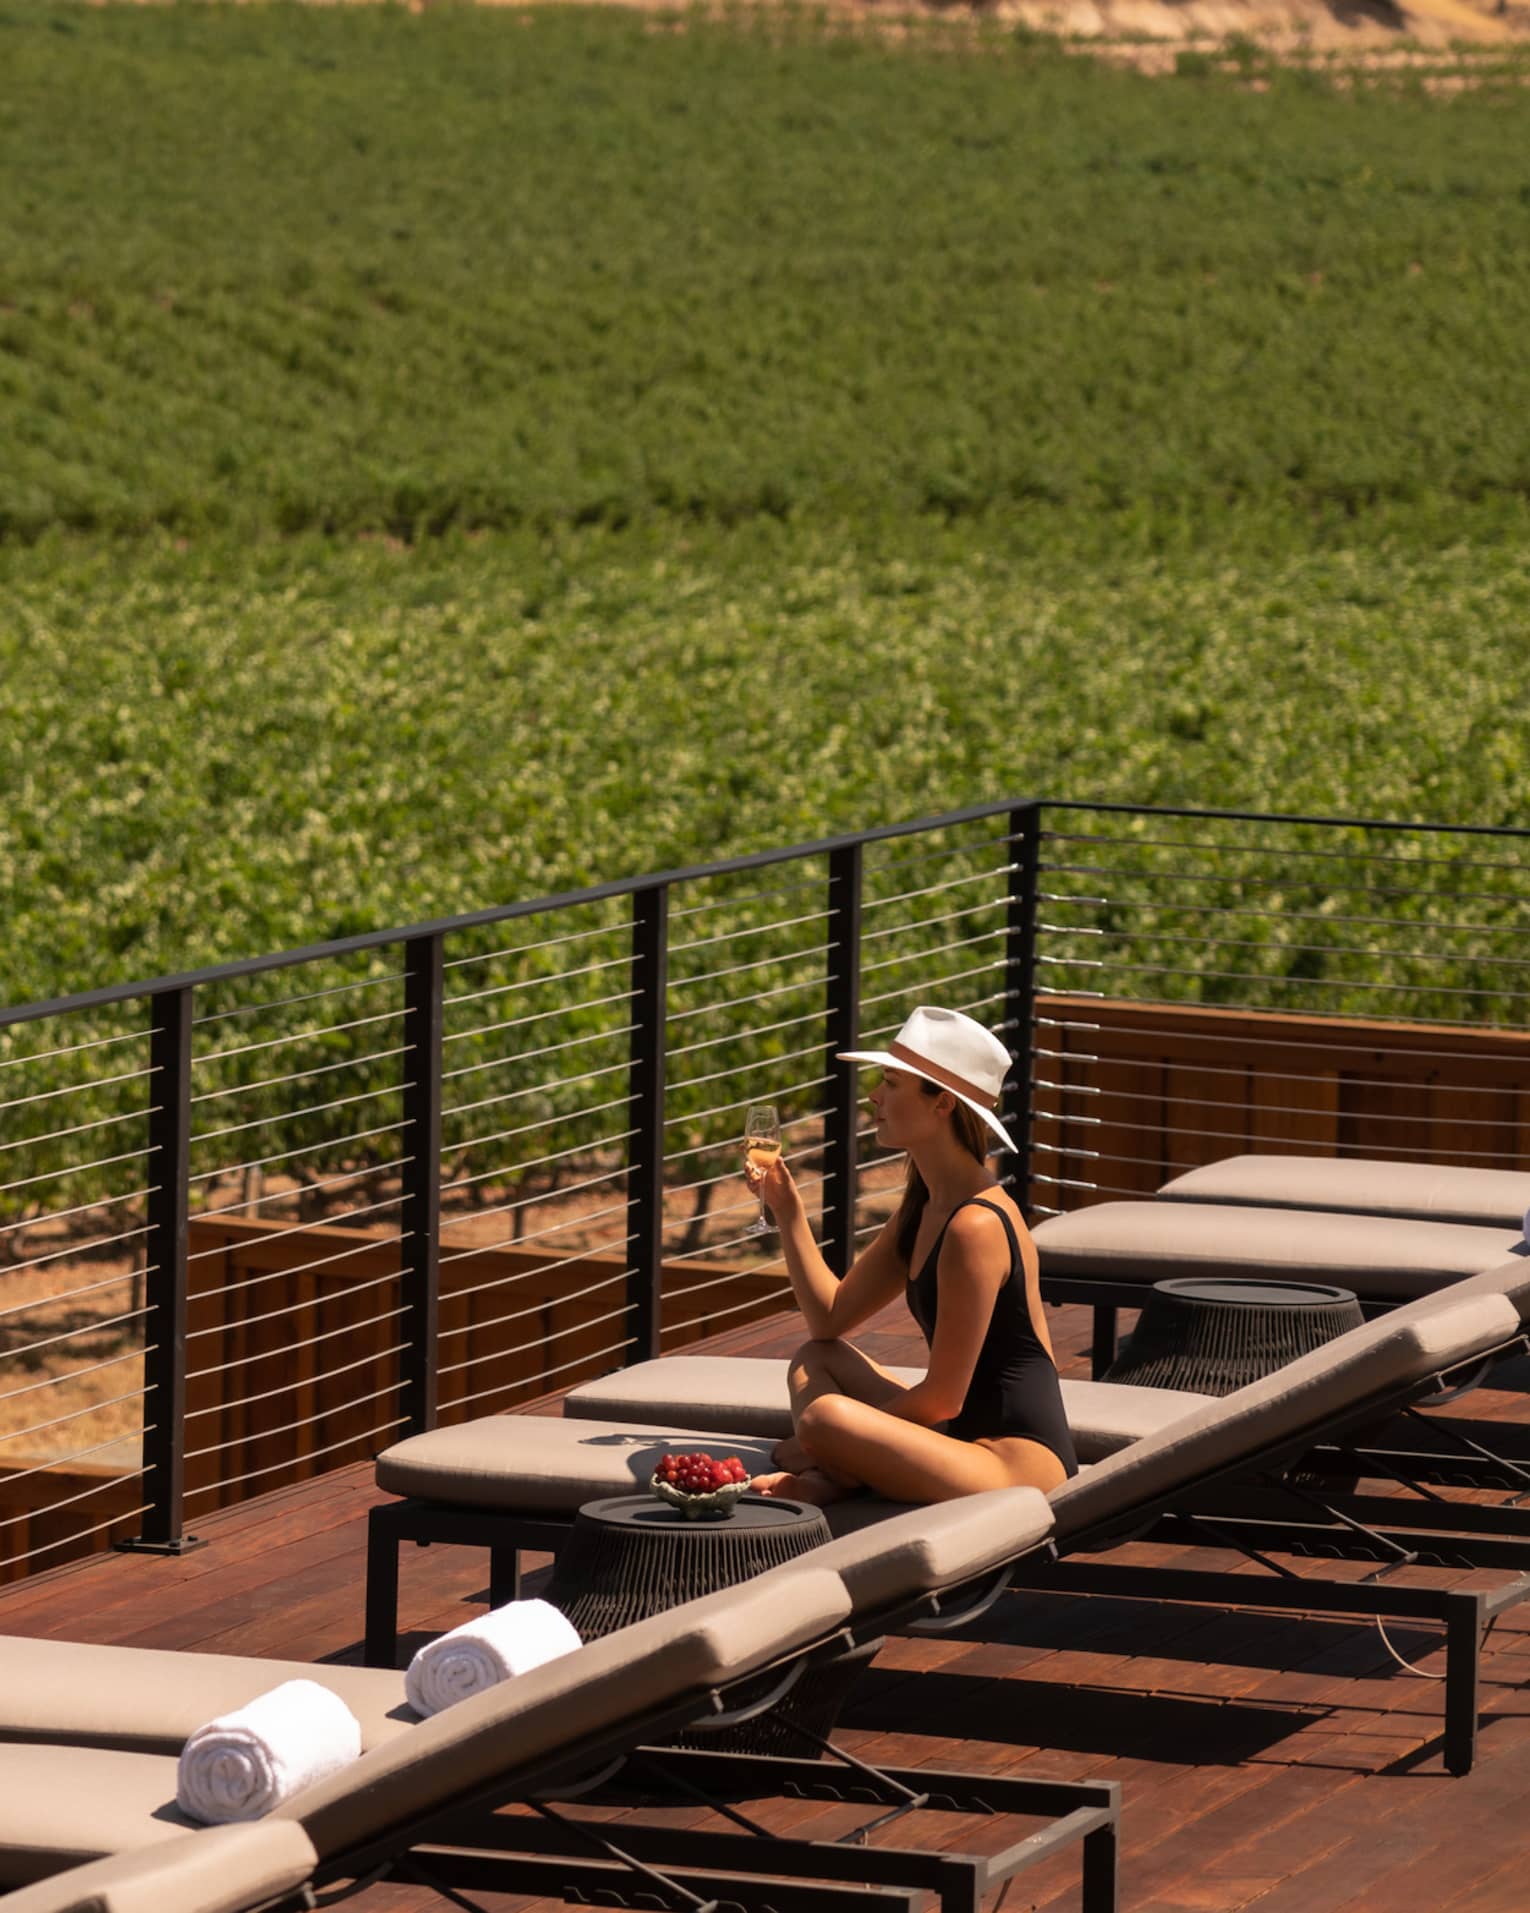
[944,1190,1034,1265]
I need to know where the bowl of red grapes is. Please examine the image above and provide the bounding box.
[650,1450,751,1519]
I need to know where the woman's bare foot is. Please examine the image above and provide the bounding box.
[748,1468,850,1507]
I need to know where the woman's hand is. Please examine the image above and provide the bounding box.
[745,1149,802,1223]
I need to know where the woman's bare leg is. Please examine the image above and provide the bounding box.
[772,1338,912,1472]
[753,1392,1066,1505]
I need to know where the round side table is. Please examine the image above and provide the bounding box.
[1102,1276,1364,1396]
[543,1493,839,1754]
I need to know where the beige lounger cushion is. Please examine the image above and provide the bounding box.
[563,1353,1204,1464]
[377,1416,778,1509]
[0,1637,414,1756]
[275,1562,851,1858]
[0,1747,192,1887]
[1033,1200,1522,1300]
[1051,1290,1521,1539]
[1158,1154,1530,1230]
[0,1823,317,1913]
[805,1488,1052,1610]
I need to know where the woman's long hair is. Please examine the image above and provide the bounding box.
[893,1079,991,1263]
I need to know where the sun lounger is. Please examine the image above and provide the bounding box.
[0,1497,1121,1913]
[1031,1197,1525,1372]
[1156,1153,1530,1229]
[0,1822,318,1913]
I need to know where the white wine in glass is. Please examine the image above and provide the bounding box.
[742,1104,781,1238]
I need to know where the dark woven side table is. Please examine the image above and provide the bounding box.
[544,1494,839,1755]
[1103,1277,1364,1396]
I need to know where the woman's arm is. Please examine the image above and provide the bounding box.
[752,1156,906,1340]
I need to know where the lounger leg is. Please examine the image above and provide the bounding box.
[365,1503,404,1669]
[1080,1820,1119,1913]
[489,1544,522,1607]
[1443,1591,1486,1777]
[1091,1306,1118,1380]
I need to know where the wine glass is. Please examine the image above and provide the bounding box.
[742,1104,781,1238]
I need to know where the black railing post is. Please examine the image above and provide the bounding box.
[1002,803,1043,1217]
[823,843,863,1275]
[399,933,444,1436]
[627,884,669,1364]
[120,984,200,1553]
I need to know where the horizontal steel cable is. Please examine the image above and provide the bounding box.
[186,1191,405,1266]
[442,1020,635,1066]
[436,1162,627,1235]
[198,1158,409,1222]
[663,1137,820,1203]
[858,987,1006,1040]
[670,939,837,993]
[0,1344,152,1408]
[192,1080,407,1146]
[194,971,405,1027]
[0,1064,154,1118]
[1039,887,1530,945]
[441,1035,631,1088]
[665,1279,792,1334]
[445,951,633,1008]
[0,1301,151,1365]
[442,1128,634,1196]
[1,1424,154,1491]
[1038,919,1530,975]
[187,1305,409,1385]
[1029,1073,1529,1132]
[860,957,1004,1010]
[862,864,1017,915]
[0,1108,155,1162]
[444,1057,628,1123]
[0,1184,155,1238]
[0,1028,150,1073]
[1,1383,148,1446]
[1034,1011,1530,1071]
[0,1265,141,1325]
[1031,1043,1530,1106]
[447,1337,637,1413]
[662,1107,826,1170]
[437,1200,626,1268]
[183,1364,410,1461]
[668,1038,826,1098]
[444,919,623,970]
[0,1147,149,1202]
[0,1479,148,1542]
[860,898,1005,945]
[671,908,832,956]
[186,1118,407,1186]
[1030,1114,1524,1166]
[1036,952,1530,1003]
[1040,826,1530,879]
[445,981,637,1021]
[668,1003,823,1062]
[189,1042,412,1106]
[446,1093,631,1157]
[442,1230,629,1304]
[185,1259,402,1327]
[192,1006,404,1069]
[436,1300,633,1378]
[184,1414,410,1505]
[860,925,1004,978]
[865,828,1016,877]
[5,1501,152,1573]
[668,873,827,921]
[663,1075,832,1131]
[666,972,831,1028]
[437,1268,628,1343]
[1038,859,1530,914]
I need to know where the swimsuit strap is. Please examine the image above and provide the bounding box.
[959,1195,1023,1265]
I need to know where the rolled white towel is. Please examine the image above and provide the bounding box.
[176,1678,362,1825]
[405,1597,582,1718]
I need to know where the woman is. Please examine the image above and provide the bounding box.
[747,1004,1077,1506]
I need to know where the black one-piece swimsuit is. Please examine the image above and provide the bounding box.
[905,1196,1079,1478]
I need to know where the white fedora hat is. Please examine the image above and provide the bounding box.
[838,1005,1017,1155]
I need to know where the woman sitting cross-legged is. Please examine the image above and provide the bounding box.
[748,1005,1078,1507]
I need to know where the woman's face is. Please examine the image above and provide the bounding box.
[867,1067,947,1149]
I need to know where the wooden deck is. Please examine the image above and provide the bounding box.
[6,1299,1530,1913]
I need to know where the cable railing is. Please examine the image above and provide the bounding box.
[3,795,1529,1583]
